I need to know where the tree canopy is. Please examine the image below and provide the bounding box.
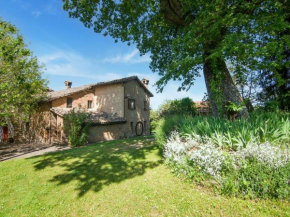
[0,18,48,122]
[63,0,290,116]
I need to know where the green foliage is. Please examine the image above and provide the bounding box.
[155,115,184,150]
[0,18,48,121]
[149,109,158,133]
[225,101,246,120]
[63,109,92,147]
[157,97,196,118]
[158,111,290,199]
[264,100,281,112]
[62,0,290,95]
[1,137,289,215]
[221,161,290,199]
[156,112,290,150]
[153,97,196,146]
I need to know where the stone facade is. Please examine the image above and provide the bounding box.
[123,80,150,137]
[31,76,153,144]
[52,91,95,109]
[94,84,124,117]
[88,124,124,142]
[87,80,151,142]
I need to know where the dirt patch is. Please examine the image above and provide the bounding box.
[0,142,68,161]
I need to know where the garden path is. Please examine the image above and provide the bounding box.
[0,143,70,161]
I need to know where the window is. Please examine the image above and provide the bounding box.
[87,100,93,109]
[144,101,148,110]
[130,122,134,133]
[25,122,30,132]
[144,121,147,132]
[128,99,135,110]
[67,98,73,108]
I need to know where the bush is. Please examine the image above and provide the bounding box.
[155,115,186,149]
[151,97,197,136]
[164,132,290,200]
[157,111,290,200]
[264,100,280,112]
[149,109,159,133]
[157,97,196,118]
[221,160,290,199]
[156,112,290,150]
[63,109,92,147]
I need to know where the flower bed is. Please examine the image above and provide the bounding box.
[164,131,290,199]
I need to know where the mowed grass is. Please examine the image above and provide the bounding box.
[0,136,289,216]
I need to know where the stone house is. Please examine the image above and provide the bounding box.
[194,101,211,116]
[31,76,153,144]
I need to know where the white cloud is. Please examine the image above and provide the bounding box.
[39,48,121,81]
[103,49,151,64]
[31,10,42,18]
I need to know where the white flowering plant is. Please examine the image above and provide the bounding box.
[163,131,290,199]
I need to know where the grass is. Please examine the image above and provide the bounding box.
[0,136,289,216]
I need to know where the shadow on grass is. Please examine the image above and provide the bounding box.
[33,138,161,197]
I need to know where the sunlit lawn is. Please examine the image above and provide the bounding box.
[0,136,289,216]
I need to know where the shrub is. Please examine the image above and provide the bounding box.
[164,132,290,200]
[155,115,186,149]
[63,109,92,147]
[264,100,281,112]
[152,97,197,139]
[221,160,290,199]
[156,112,290,150]
[158,111,290,200]
[149,109,159,133]
[158,97,196,118]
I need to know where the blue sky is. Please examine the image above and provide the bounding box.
[0,0,207,110]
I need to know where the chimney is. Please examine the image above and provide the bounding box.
[64,81,72,89]
[142,78,149,88]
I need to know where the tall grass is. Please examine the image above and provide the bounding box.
[156,112,290,150]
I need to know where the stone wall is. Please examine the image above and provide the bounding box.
[94,84,124,117]
[30,102,52,143]
[52,90,95,109]
[88,124,124,143]
[124,80,151,137]
[28,80,151,144]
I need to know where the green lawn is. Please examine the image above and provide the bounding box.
[0,136,289,216]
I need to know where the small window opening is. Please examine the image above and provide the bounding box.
[88,100,93,109]
[67,98,73,108]
[128,99,135,110]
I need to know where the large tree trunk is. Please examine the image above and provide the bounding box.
[203,49,249,118]
[159,0,249,118]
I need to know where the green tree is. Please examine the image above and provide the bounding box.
[0,18,48,122]
[63,0,290,117]
[157,97,196,118]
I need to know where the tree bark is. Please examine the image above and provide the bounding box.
[159,0,249,118]
[203,48,249,118]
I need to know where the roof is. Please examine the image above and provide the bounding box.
[194,101,209,108]
[50,108,126,124]
[46,76,153,101]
